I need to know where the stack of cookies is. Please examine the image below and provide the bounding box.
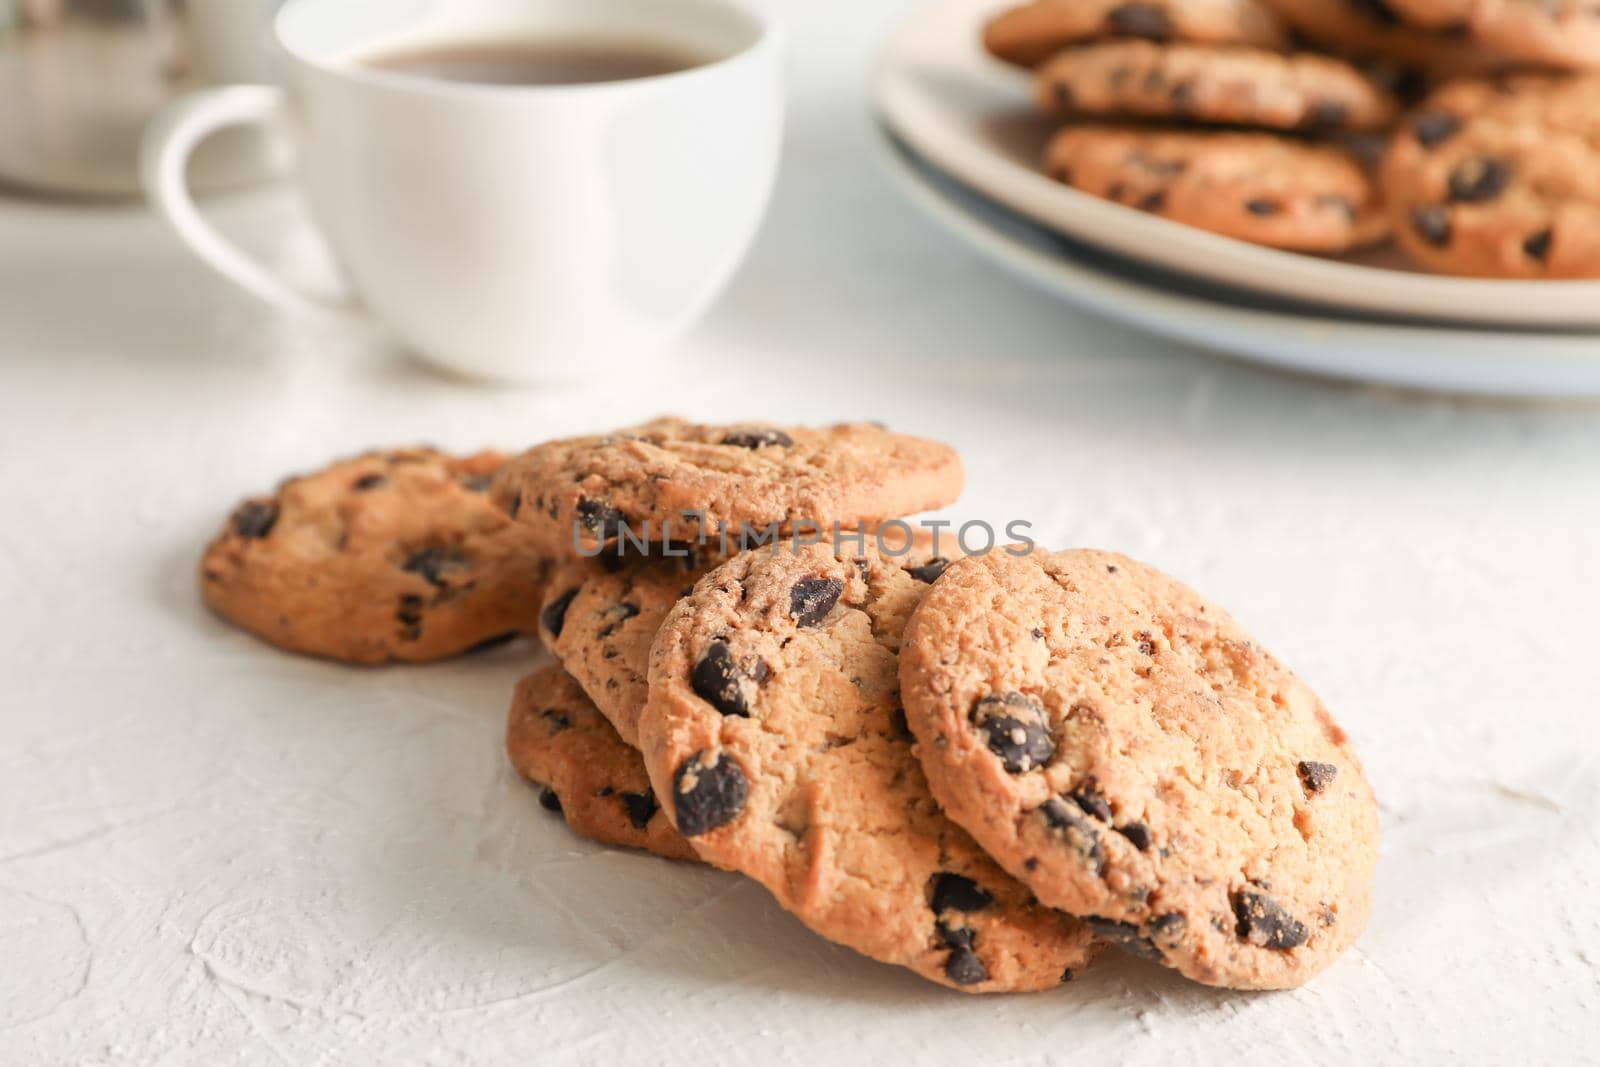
[986,0,1600,277]
[200,419,1379,993]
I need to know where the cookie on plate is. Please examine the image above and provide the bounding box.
[201,448,548,664]
[1257,0,1509,74]
[986,0,1289,68]
[1384,74,1600,277]
[898,549,1378,990]
[1046,125,1390,251]
[508,665,699,862]
[539,528,961,748]
[639,543,1100,992]
[1373,0,1600,70]
[490,419,964,559]
[1035,41,1400,131]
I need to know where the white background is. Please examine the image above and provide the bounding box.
[2,1,1598,1063]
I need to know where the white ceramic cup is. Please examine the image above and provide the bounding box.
[141,0,784,382]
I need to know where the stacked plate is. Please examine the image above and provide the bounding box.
[873,0,1600,397]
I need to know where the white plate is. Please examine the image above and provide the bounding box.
[873,0,1600,329]
[876,128,1600,397]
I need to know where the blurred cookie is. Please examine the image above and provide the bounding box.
[639,543,1100,992]
[508,665,699,862]
[898,550,1380,991]
[1258,0,1509,75]
[490,418,963,559]
[1046,125,1390,251]
[986,0,1289,67]
[1375,0,1600,70]
[1035,40,1400,130]
[201,448,547,664]
[1384,74,1600,277]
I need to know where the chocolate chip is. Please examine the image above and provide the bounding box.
[352,473,386,491]
[1524,228,1553,262]
[596,786,613,797]
[575,498,629,540]
[1233,889,1309,949]
[1116,821,1152,851]
[930,873,995,914]
[906,557,950,584]
[1245,198,1281,217]
[691,640,753,717]
[541,708,572,731]
[507,491,522,519]
[231,500,279,539]
[540,588,578,638]
[972,692,1055,773]
[789,577,843,627]
[1039,797,1106,874]
[1147,912,1187,946]
[1411,205,1452,246]
[621,789,658,829]
[1053,82,1075,110]
[1411,110,1462,149]
[1105,2,1173,39]
[1071,781,1112,822]
[539,787,562,814]
[458,474,493,493]
[672,751,748,836]
[1296,760,1338,794]
[403,547,469,587]
[1134,630,1156,656]
[935,922,988,986]
[1085,918,1163,961]
[1060,967,1076,984]
[720,428,794,449]
[1448,156,1511,203]
[398,594,424,640]
[1138,190,1167,213]
[1303,100,1350,130]
[597,601,640,638]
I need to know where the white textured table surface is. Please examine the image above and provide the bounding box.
[3,3,1599,1063]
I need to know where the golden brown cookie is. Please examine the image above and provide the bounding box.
[1035,41,1400,131]
[507,665,700,862]
[1384,74,1600,278]
[490,419,964,560]
[201,449,548,664]
[898,549,1378,991]
[1377,0,1600,69]
[1046,125,1390,252]
[638,543,1100,993]
[986,0,1290,67]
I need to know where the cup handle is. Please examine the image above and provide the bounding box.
[140,85,360,321]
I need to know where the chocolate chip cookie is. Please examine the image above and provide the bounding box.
[201,449,548,664]
[898,549,1378,990]
[507,665,699,862]
[540,528,960,748]
[490,419,964,560]
[1036,42,1400,131]
[1384,74,1600,277]
[1258,0,1508,74]
[1377,0,1600,69]
[1046,126,1390,251]
[638,543,1100,992]
[986,0,1289,68]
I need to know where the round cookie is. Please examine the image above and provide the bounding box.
[638,543,1100,992]
[898,549,1378,991]
[1375,0,1600,70]
[1384,74,1600,278]
[490,419,965,560]
[986,0,1289,68]
[539,529,964,748]
[201,448,549,664]
[1046,125,1390,252]
[1035,42,1400,131]
[1258,0,1510,74]
[507,665,699,862]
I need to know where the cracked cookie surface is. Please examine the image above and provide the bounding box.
[1036,41,1399,131]
[201,448,548,664]
[1046,125,1389,251]
[898,549,1378,990]
[638,542,1099,992]
[490,419,964,559]
[507,665,699,862]
[986,0,1289,67]
[1383,74,1600,278]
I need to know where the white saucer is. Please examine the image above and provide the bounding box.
[873,0,1600,329]
[876,128,1600,397]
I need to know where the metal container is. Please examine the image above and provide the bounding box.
[0,0,286,198]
